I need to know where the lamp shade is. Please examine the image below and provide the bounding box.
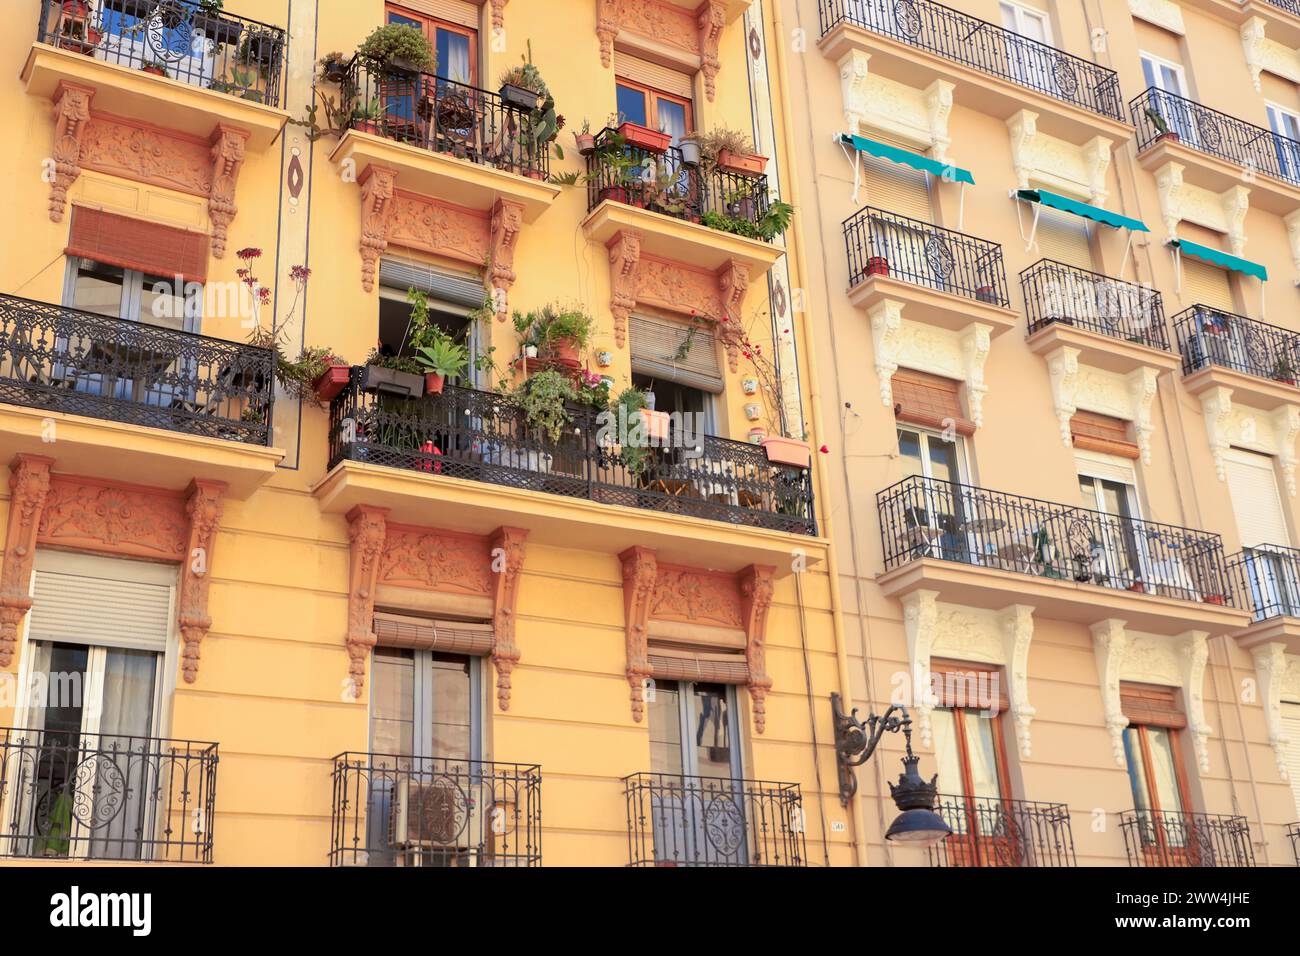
[885,806,952,846]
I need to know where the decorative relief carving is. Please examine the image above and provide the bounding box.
[1129,367,1159,466]
[903,589,940,747]
[1128,0,1185,36]
[596,0,619,68]
[608,231,641,348]
[1091,618,1130,767]
[178,480,225,683]
[386,190,490,271]
[1251,642,1291,780]
[207,125,247,260]
[652,565,743,628]
[697,1,726,102]
[838,49,873,139]
[1000,605,1036,759]
[345,506,388,697]
[1200,386,1234,482]
[1284,209,1300,283]
[739,564,775,734]
[869,299,904,407]
[490,527,528,712]
[489,199,524,320]
[960,322,991,428]
[1241,16,1300,92]
[0,456,53,668]
[358,165,398,293]
[37,476,188,560]
[924,80,954,163]
[598,0,729,100]
[1178,631,1212,774]
[618,0,702,56]
[380,525,493,594]
[1154,161,1184,245]
[637,255,723,320]
[1272,404,1300,496]
[1222,186,1249,257]
[49,83,94,223]
[1006,109,1111,204]
[620,545,657,722]
[489,0,509,33]
[80,117,211,196]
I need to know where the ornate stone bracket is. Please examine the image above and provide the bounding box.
[1154,160,1251,255]
[697,1,725,102]
[838,50,872,139]
[1272,404,1300,496]
[837,50,953,160]
[961,322,991,428]
[902,589,940,747]
[1179,631,1212,774]
[1046,345,1080,446]
[208,125,248,260]
[489,199,524,320]
[177,480,226,683]
[1250,641,1291,780]
[598,0,727,102]
[999,604,1036,758]
[1091,618,1130,767]
[620,545,657,722]
[869,299,904,407]
[490,526,528,711]
[345,505,388,698]
[1200,385,1234,482]
[48,82,94,223]
[1007,109,1110,204]
[608,231,641,349]
[740,564,775,734]
[0,456,54,669]
[1129,366,1159,466]
[358,164,398,293]
[1285,209,1300,285]
[596,0,619,68]
[489,0,509,33]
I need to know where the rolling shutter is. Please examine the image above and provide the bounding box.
[398,0,480,28]
[861,140,932,222]
[373,612,494,655]
[615,53,694,100]
[647,652,750,684]
[629,314,724,393]
[1225,449,1289,548]
[1120,681,1187,728]
[1071,411,1139,459]
[379,259,486,309]
[1283,701,1300,817]
[930,658,1009,711]
[66,206,209,284]
[890,369,975,435]
[28,554,174,653]
[1181,257,1235,312]
[1034,208,1093,271]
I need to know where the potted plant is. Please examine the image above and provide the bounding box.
[1274,355,1297,386]
[975,284,1000,304]
[358,22,435,75]
[679,133,702,167]
[1127,579,1147,593]
[610,387,652,478]
[723,308,812,470]
[618,120,672,154]
[499,64,543,111]
[865,256,890,277]
[306,349,351,403]
[361,349,425,398]
[317,51,349,84]
[1145,105,1179,144]
[574,119,596,156]
[1202,592,1228,605]
[506,368,576,444]
[140,58,168,78]
[415,331,468,396]
[699,200,794,242]
[351,97,386,135]
[694,128,767,176]
[58,0,102,54]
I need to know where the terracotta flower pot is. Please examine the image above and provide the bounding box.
[547,338,581,366]
[618,122,671,154]
[141,65,166,77]
[312,364,351,403]
[1155,131,1180,144]
[353,119,383,135]
[865,256,890,277]
[717,148,768,177]
[762,436,811,468]
[575,133,596,155]
[1202,593,1227,605]
[424,372,446,395]
[1127,581,1146,593]
[599,185,630,206]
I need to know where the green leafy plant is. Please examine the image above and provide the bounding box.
[416,334,469,379]
[689,127,757,168]
[501,42,566,163]
[610,386,651,476]
[139,58,168,76]
[317,51,348,83]
[506,369,576,444]
[1144,105,1170,136]
[701,199,794,242]
[198,0,224,14]
[363,347,423,375]
[358,23,435,72]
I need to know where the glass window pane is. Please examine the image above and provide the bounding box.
[137,274,187,331]
[692,684,733,779]
[648,681,682,775]
[926,436,958,483]
[616,84,647,127]
[1078,474,1097,509]
[931,708,964,798]
[370,648,414,758]
[72,260,126,317]
[97,648,157,739]
[656,99,687,145]
[1123,726,1153,812]
[32,642,89,740]
[962,711,1003,801]
[897,429,923,477]
[437,29,472,84]
[428,654,472,761]
[1146,727,1185,815]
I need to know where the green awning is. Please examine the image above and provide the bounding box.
[840,133,975,185]
[1171,238,1268,281]
[1016,188,1149,233]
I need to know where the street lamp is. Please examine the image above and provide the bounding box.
[831,693,951,847]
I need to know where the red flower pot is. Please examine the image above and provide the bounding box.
[717,148,769,177]
[618,122,671,154]
[353,119,383,136]
[312,364,351,403]
[1202,593,1227,605]
[1155,131,1180,144]
[547,338,581,366]
[416,441,443,474]
[1127,581,1146,593]
[575,133,596,155]
[865,256,890,277]
[599,185,630,206]
[141,65,166,77]
[424,372,446,395]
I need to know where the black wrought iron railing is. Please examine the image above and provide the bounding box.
[1172,304,1300,383]
[1120,809,1255,867]
[585,128,772,234]
[1287,822,1299,866]
[878,475,1234,603]
[929,795,1076,867]
[329,752,541,867]
[1264,0,1300,16]
[818,0,1124,120]
[1228,544,1300,621]
[623,772,806,867]
[844,205,1010,306]
[0,293,275,445]
[328,372,817,535]
[1021,259,1169,350]
[1132,87,1300,187]
[339,55,550,179]
[0,727,217,863]
[37,0,286,107]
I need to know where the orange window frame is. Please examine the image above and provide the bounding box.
[615,76,693,133]
[385,2,479,85]
[941,704,1014,801]
[1127,723,1193,816]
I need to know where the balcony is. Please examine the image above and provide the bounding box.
[329,752,541,867]
[844,205,1018,335]
[1120,809,1255,867]
[928,795,1076,867]
[0,293,281,495]
[1226,545,1300,653]
[580,129,784,277]
[876,475,1248,634]
[818,0,1128,144]
[315,373,818,572]
[25,0,288,149]
[1288,822,1300,865]
[0,727,217,863]
[1131,87,1300,215]
[623,772,806,867]
[1173,305,1300,412]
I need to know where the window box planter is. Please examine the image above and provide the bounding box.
[312,364,351,403]
[618,122,671,154]
[762,436,810,468]
[500,83,542,111]
[864,256,890,278]
[360,364,423,399]
[717,149,768,177]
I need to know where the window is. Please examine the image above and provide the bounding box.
[615,78,693,146]
[376,283,474,387]
[999,2,1052,89]
[1123,700,1196,864]
[66,257,194,332]
[1140,52,1195,144]
[1283,701,1300,817]
[896,426,971,561]
[1034,207,1093,272]
[1000,1,1052,42]
[1077,455,1146,590]
[1267,103,1300,183]
[386,3,477,84]
[1225,449,1300,617]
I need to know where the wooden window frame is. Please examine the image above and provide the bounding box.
[385,2,479,84]
[615,76,693,134]
[1122,685,1197,864]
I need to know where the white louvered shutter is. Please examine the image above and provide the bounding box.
[1181,257,1235,312]
[1225,449,1290,548]
[28,554,174,653]
[1034,208,1094,271]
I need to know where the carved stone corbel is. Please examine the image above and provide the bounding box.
[1250,642,1291,779]
[1200,385,1234,481]
[608,231,642,348]
[960,322,991,428]
[49,82,94,223]
[1242,16,1266,93]
[1045,345,1080,447]
[0,456,54,669]
[177,480,226,683]
[345,505,388,698]
[1271,404,1300,496]
[489,199,525,320]
[718,258,750,372]
[1091,618,1130,767]
[358,164,398,293]
[924,80,954,163]
[490,526,528,711]
[740,565,775,735]
[489,0,509,33]
[1128,366,1159,466]
[208,125,249,260]
[1154,161,1184,245]
[620,546,657,722]
[1179,630,1212,773]
[1006,109,1038,192]
[999,604,1036,758]
[1285,209,1300,283]
[1221,185,1250,257]
[838,50,872,138]
[697,1,726,102]
[869,298,904,407]
[596,0,618,68]
[1083,136,1112,205]
[902,589,940,747]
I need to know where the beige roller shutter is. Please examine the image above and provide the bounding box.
[1225,448,1290,548]
[614,53,694,99]
[28,552,174,653]
[1034,208,1094,271]
[373,612,495,655]
[398,0,480,28]
[860,139,932,222]
[1182,257,1235,312]
[629,314,724,393]
[1283,701,1300,817]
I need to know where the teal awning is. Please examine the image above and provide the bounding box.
[1016,188,1149,233]
[840,133,975,185]
[1171,238,1268,281]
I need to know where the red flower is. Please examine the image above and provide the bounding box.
[290,264,312,284]
[819,445,829,454]
[258,287,272,304]
[235,247,263,261]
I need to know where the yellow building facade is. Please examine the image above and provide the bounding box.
[0,0,1298,871]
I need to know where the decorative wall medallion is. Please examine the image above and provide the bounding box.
[287,149,304,201]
